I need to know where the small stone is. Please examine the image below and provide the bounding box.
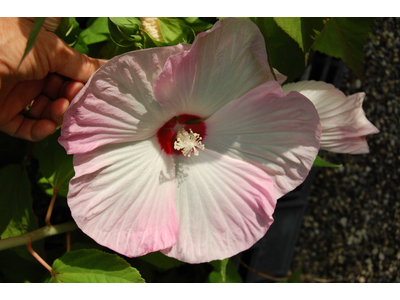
[379,252,385,260]
[339,217,347,227]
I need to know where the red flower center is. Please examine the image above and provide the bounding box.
[157,114,207,156]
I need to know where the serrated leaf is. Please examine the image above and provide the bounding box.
[274,17,328,65]
[18,17,45,69]
[51,249,145,283]
[208,258,242,283]
[252,17,306,83]
[138,251,184,271]
[312,17,374,80]
[0,165,38,239]
[33,129,74,197]
[313,156,342,167]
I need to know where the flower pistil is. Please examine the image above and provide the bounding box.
[174,128,205,157]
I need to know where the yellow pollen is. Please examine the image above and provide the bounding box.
[174,128,205,157]
[140,17,165,42]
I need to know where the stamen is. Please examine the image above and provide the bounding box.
[174,128,205,157]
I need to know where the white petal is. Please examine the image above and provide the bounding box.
[204,81,321,199]
[153,18,286,119]
[68,136,178,257]
[162,149,276,264]
[60,44,190,154]
[282,81,379,154]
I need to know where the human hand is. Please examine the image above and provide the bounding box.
[0,17,105,141]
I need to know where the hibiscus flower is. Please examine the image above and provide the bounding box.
[282,81,379,154]
[59,18,321,263]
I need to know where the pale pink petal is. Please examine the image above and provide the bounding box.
[68,136,178,257]
[162,149,276,263]
[282,81,379,154]
[59,44,191,154]
[204,81,321,199]
[153,18,286,118]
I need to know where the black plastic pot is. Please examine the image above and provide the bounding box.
[236,52,346,282]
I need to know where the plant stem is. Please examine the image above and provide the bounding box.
[45,187,59,226]
[27,240,54,276]
[66,231,71,252]
[0,221,78,251]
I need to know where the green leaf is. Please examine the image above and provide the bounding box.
[313,156,342,168]
[179,17,214,32]
[157,18,196,45]
[252,17,306,83]
[274,17,328,64]
[18,17,46,69]
[138,251,184,271]
[51,249,145,283]
[37,176,54,196]
[54,17,82,47]
[312,17,374,80]
[33,129,74,197]
[108,17,142,47]
[208,259,242,283]
[80,17,110,45]
[0,164,38,239]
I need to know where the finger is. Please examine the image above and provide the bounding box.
[0,79,46,126]
[0,114,56,142]
[50,98,69,126]
[28,94,50,119]
[60,81,85,101]
[42,73,65,99]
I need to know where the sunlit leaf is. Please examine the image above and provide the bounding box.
[312,17,374,80]
[33,129,74,197]
[313,155,342,168]
[158,18,195,45]
[108,17,141,47]
[0,164,38,239]
[274,17,328,64]
[50,249,145,283]
[252,17,306,83]
[208,258,242,283]
[80,17,110,45]
[18,17,45,69]
[179,17,214,32]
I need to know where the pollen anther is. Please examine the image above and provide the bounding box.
[174,128,205,157]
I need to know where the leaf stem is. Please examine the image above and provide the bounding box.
[0,221,78,251]
[27,240,54,276]
[45,187,59,226]
[66,231,71,253]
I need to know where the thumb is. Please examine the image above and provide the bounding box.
[48,36,107,83]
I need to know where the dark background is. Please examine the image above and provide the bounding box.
[289,17,400,283]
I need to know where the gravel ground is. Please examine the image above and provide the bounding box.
[290,17,400,283]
